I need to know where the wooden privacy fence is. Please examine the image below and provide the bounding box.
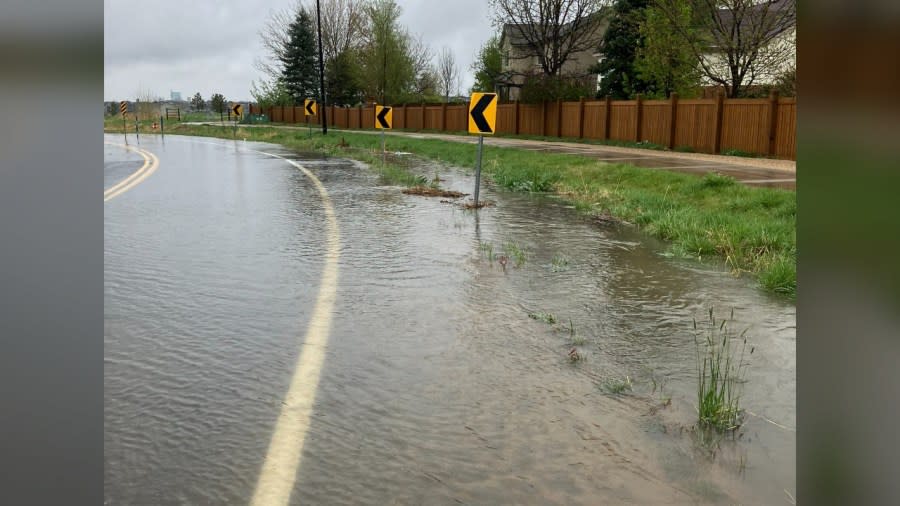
[249,92,796,160]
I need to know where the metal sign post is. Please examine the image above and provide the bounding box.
[474,135,484,205]
[382,130,386,167]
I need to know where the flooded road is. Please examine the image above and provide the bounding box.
[105,134,795,504]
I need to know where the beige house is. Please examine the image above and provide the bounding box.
[497,12,609,101]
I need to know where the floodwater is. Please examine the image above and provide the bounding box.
[105,134,795,504]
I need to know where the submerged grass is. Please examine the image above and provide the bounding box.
[694,308,753,432]
[113,122,796,297]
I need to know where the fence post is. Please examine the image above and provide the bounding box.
[541,100,548,137]
[767,90,780,156]
[514,100,520,135]
[634,93,643,142]
[578,97,586,139]
[604,95,611,140]
[441,102,448,131]
[713,91,725,154]
[668,92,679,149]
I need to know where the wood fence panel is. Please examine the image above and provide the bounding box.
[674,100,717,153]
[775,98,796,159]
[609,102,636,141]
[640,101,670,145]
[405,106,421,130]
[295,106,304,124]
[561,102,581,138]
[425,106,442,130]
[362,107,374,130]
[721,99,769,154]
[389,106,401,129]
[447,105,468,132]
[497,103,516,134]
[545,102,560,137]
[518,104,544,136]
[582,102,606,139]
[272,107,283,123]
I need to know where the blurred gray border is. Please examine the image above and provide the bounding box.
[0,0,103,504]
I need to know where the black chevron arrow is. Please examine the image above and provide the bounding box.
[470,94,495,133]
[377,107,391,128]
[305,101,315,115]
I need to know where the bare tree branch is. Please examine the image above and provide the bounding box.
[490,0,609,77]
[437,46,460,102]
[653,0,796,97]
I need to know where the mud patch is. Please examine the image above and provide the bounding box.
[402,186,467,198]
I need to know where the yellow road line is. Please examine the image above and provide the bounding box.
[249,151,341,506]
[139,136,342,503]
[104,143,159,202]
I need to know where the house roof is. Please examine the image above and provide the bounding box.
[499,8,608,50]
[715,0,796,40]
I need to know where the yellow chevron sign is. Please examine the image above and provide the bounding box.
[304,99,317,116]
[375,105,392,129]
[468,92,498,134]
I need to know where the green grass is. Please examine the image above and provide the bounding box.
[109,122,796,297]
[602,376,633,395]
[550,254,570,272]
[528,311,557,324]
[694,308,752,432]
[502,241,527,267]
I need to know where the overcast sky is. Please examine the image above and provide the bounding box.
[104,0,495,102]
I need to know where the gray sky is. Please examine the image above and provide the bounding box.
[104,0,495,102]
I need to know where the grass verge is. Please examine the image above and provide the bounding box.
[104,121,796,297]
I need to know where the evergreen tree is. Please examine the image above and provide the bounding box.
[191,92,205,111]
[592,0,651,99]
[280,7,320,105]
[210,93,227,114]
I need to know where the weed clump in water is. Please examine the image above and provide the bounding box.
[694,308,753,432]
[603,376,633,394]
[528,311,557,324]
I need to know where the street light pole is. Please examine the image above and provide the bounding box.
[316,0,328,135]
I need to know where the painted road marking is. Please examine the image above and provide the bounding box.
[104,143,160,202]
[249,151,340,506]
[160,136,341,505]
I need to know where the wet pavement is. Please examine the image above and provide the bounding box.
[105,133,795,504]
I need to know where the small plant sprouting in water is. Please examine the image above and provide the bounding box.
[694,308,752,432]
[603,376,633,395]
[550,254,570,272]
[479,241,495,262]
[528,311,557,324]
[503,242,527,267]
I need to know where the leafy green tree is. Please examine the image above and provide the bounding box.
[635,2,701,98]
[250,79,294,109]
[326,49,364,106]
[470,35,503,93]
[519,74,595,103]
[210,93,226,114]
[592,0,651,99]
[190,92,205,111]
[280,7,320,104]
[360,0,418,103]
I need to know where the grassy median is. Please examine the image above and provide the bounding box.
[104,120,796,298]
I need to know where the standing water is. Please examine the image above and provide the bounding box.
[105,135,794,504]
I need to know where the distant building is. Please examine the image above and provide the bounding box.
[170,91,182,101]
